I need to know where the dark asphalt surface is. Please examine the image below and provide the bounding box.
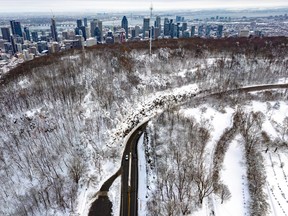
[120,123,147,216]
[88,195,112,216]
[88,83,288,216]
[88,122,147,216]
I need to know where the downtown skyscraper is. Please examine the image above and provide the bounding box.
[121,16,128,38]
[10,20,22,37]
[50,17,58,42]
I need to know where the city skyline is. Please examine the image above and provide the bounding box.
[0,0,288,13]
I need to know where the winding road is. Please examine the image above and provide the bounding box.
[120,122,148,216]
[88,82,288,216]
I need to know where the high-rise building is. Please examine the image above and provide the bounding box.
[90,20,97,37]
[131,28,136,38]
[155,16,161,29]
[121,16,128,38]
[205,25,211,38]
[94,26,102,42]
[198,25,204,37]
[10,36,17,54]
[62,31,68,40]
[10,20,23,37]
[176,16,181,22]
[84,18,88,27]
[75,27,81,36]
[217,25,223,38]
[77,19,82,28]
[24,27,31,41]
[1,27,11,42]
[32,31,39,42]
[143,18,150,34]
[169,20,174,38]
[154,27,160,39]
[90,19,102,41]
[191,26,195,37]
[4,42,12,54]
[164,18,170,36]
[182,22,187,32]
[79,26,87,40]
[135,25,140,37]
[50,17,58,42]
[176,23,180,38]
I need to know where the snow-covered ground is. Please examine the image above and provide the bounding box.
[1,42,287,216]
[264,151,288,216]
[145,97,288,216]
[137,133,148,216]
[215,136,250,216]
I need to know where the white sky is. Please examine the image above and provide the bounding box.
[0,0,287,13]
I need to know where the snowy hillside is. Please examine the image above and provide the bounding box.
[145,91,288,216]
[0,37,287,215]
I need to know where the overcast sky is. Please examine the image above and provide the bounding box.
[0,0,287,13]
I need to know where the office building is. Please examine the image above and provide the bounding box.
[164,18,170,36]
[131,28,136,38]
[169,20,175,38]
[62,31,68,40]
[155,16,161,29]
[217,25,223,38]
[4,42,12,54]
[50,17,58,42]
[176,16,182,22]
[79,26,87,40]
[176,23,180,38]
[183,30,190,38]
[24,27,31,41]
[143,18,150,34]
[10,20,23,37]
[90,19,103,41]
[77,19,82,28]
[90,19,97,37]
[1,27,11,42]
[154,27,160,39]
[182,22,187,32]
[10,36,17,54]
[94,26,102,42]
[31,32,38,42]
[84,18,88,27]
[135,25,140,37]
[198,25,204,37]
[191,26,195,37]
[205,25,211,38]
[121,16,128,38]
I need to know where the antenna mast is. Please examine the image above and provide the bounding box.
[149,3,153,56]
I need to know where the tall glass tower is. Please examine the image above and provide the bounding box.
[121,16,128,38]
[50,17,58,42]
[10,20,23,37]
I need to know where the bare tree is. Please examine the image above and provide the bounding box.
[194,162,214,206]
[217,183,231,204]
[67,156,87,184]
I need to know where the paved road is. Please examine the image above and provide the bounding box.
[120,122,147,216]
[89,83,288,216]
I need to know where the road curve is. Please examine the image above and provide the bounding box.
[120,121,148,216]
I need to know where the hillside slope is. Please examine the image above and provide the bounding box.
[0,37,287,215]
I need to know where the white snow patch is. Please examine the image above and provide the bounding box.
[138,133,148,216]
[18,78,30,88]
[263,151,288,216]
[217,135,250,216]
